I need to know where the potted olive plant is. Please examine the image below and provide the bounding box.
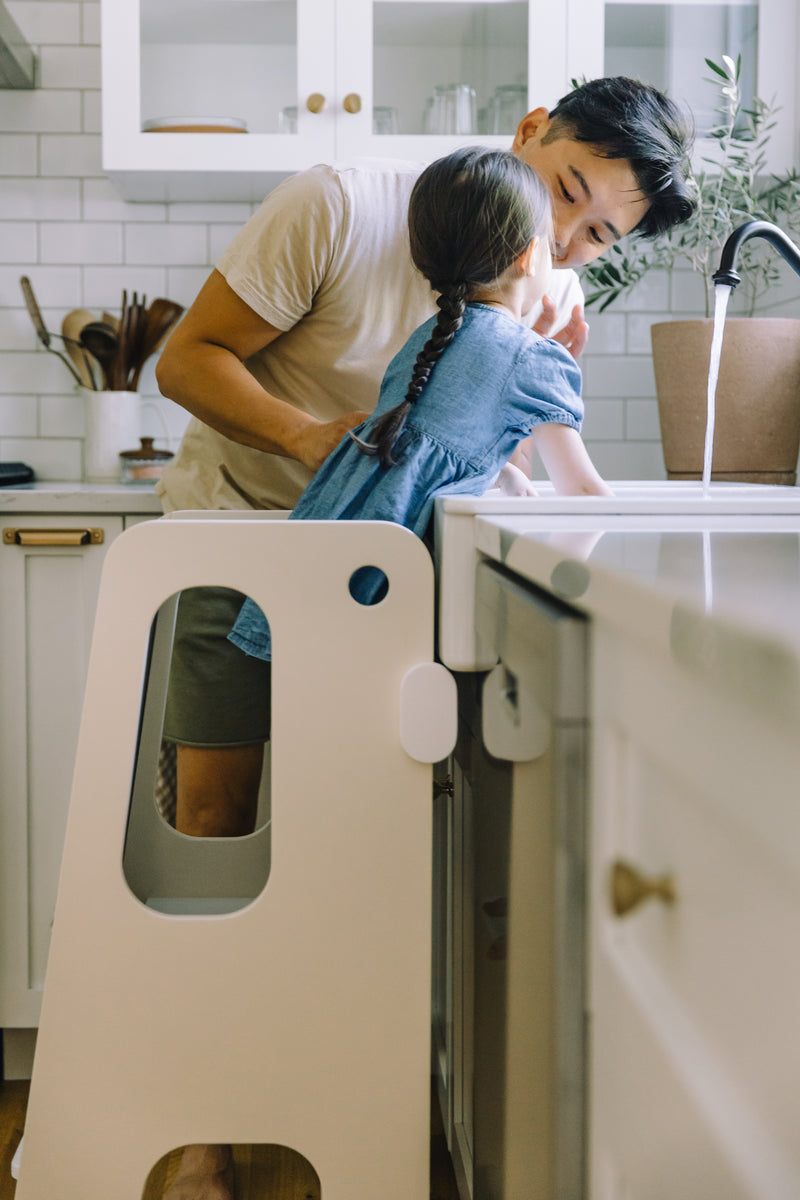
[582,56,800,483]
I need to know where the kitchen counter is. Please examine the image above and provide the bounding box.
[0,482,164,514]
[435,489,800,730]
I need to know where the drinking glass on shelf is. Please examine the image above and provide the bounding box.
[487,85,528,134]
[278,105,297,134]
[373,106,400,135]
[429,83,476,135]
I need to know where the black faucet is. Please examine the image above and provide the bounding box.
[712,219,800,289]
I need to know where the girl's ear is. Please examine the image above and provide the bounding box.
[518,238,540,276]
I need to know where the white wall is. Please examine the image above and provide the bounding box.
[1,0,799,484]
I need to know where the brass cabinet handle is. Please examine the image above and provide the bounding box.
[343,92,362,114]
[611,859,676,918]
[3,527,105,546]
[306,92,326,114]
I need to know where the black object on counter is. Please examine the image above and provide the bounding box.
[0,462,35,486]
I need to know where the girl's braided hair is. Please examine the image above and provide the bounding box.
[353,146,552,466]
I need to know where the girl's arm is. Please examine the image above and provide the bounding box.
[531,422,614,496]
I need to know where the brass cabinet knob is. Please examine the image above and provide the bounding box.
[611,859,676,918]
[306,93,326,114]
[343,93,362,114]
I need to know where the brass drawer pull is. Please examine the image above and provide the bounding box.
[343,92,362,114]
[306,92,326,114]
[611,859,676,918]
[3,527,105,546]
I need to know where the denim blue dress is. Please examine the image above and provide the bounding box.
[229,303,582,660]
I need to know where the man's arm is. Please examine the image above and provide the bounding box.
[156,269,368,472]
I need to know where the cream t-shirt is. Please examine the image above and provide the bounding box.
[156,160,585,514]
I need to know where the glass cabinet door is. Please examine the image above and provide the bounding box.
[335,0,534,159]
[571,0,794,171]
[103,0,336,190]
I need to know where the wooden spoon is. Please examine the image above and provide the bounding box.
[62,309,98,389]
[128,298,185,391]
[79,321,119,390]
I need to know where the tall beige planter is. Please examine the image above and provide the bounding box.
[652,318,800,485]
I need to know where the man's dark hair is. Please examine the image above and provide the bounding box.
[546,77,696,238]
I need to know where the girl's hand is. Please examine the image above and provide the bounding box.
[490,461,540,497]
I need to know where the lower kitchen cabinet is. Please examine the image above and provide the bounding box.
[0,511,155,1046]
[434,569,800,1199]
[589,619,800,1200]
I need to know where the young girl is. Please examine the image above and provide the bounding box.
[229,145,610,657]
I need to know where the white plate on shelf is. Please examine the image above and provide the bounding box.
[142,116,248,133]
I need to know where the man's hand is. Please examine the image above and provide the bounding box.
[534,298,589,360]
[294,410,369,472]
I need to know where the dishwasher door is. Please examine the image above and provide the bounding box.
[464,560,589,1200]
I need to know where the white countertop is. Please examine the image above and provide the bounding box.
[435,483,800,725]
[0,482,163,514]
[468,512,800,726]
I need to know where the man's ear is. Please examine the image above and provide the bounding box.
[512,107,550,153]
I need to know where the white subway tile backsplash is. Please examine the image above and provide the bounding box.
[0,135,38,176]
[40,132,103,176]
[0,436,82,481]
[38,45,101,90]
[82,180,166,223]
[0,395,38,437]
[584,440,667,481]
[166,267,213,307]
[1,263,83,310]
[83,266,167,310]
[125,223,208,266]
[6,2,82,45]
[40,390,85,437]
[169,203,253,224]
[82,89,101,133]
[626,312,663,356]
[0,349,80,394]
[40,221,122,265]
[625,398,663,441]
[2,90,82,135]
[1,177,81,220]
[582,399,624,441]
[0,223,37,264]
[0,310,36,352]
[81,1,100,45]
[583,354,656,398]
[582,311,626,355]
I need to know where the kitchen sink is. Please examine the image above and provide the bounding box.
[439,480,800,515]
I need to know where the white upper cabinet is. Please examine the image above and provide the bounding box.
[102,0,794,201]
[585,0,796,173]
[102,0,542,201]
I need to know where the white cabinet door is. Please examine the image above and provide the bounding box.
[103,0,337,200]
[103,0,547,200]
[579,0,795,172]
[0,516,123,1026]
[589,621,800,1199]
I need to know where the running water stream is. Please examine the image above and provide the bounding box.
[702,282,733,495]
